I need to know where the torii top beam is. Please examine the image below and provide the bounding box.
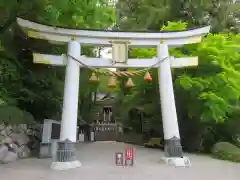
[17,18,210,47]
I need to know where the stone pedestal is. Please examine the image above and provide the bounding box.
[51,139,81,170]
[39,143,52,158]
[160,156,191,167]
[51,160,82,170]
[164,136,183,157]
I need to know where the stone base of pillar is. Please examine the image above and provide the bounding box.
[164,136,183,157]
[39,142,52,158]
[160,156,191,167]
[51,139,81,170]
[161,136,191,167]
[51,160,82,170]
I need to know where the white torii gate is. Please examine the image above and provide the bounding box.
[17,18,210,170]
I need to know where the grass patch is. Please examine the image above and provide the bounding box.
[212,142,240,162]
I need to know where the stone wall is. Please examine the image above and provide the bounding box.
[0,123,41,164]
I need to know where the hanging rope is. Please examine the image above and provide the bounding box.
[67,54,169,77]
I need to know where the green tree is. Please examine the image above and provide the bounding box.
[117,0,240,33]
[0,0,115,122]
[117,21,240,151]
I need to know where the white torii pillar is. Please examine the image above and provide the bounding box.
[51,39,82,170]
[157,43,185,165]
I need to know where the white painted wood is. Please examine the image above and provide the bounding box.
[17,18,210,46]
[161,157,191,167]
[157,43,180,140]
[32,53,66,66]
[60,40,80,142]
[32,53,198,68]
[112,42,128,63]
[171,57,198,68]
[32,33,203,47]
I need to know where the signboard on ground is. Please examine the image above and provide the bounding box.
[125,147,134,166]
[115,152,124,166]
[115,147,135,166]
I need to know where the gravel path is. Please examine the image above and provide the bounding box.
[0,141,239,180]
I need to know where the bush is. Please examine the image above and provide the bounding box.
[0,105,35,124]
[118,132,145,146]
[212,142,240,162]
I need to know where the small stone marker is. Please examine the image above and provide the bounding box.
[115,152,124,166]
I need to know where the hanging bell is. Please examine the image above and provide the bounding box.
[108,76,117,88]
[125,78,134,88]
[144,71,152,82]
[89,72,99,83]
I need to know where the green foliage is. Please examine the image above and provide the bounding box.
[117,0,240,33]
[118,132,145,146]
[0,0,116,122]
[117,0,171,31]
[175,33,240,123]
[116,69,161,131]
[161,21,188,31]
[0,99,5,105]
[0,105,35,124]
[212,142,240,162]
[37,0,115,28]
[124,21,240,125]
[117,21,240,153]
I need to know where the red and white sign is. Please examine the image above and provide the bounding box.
[125,147,134,161]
